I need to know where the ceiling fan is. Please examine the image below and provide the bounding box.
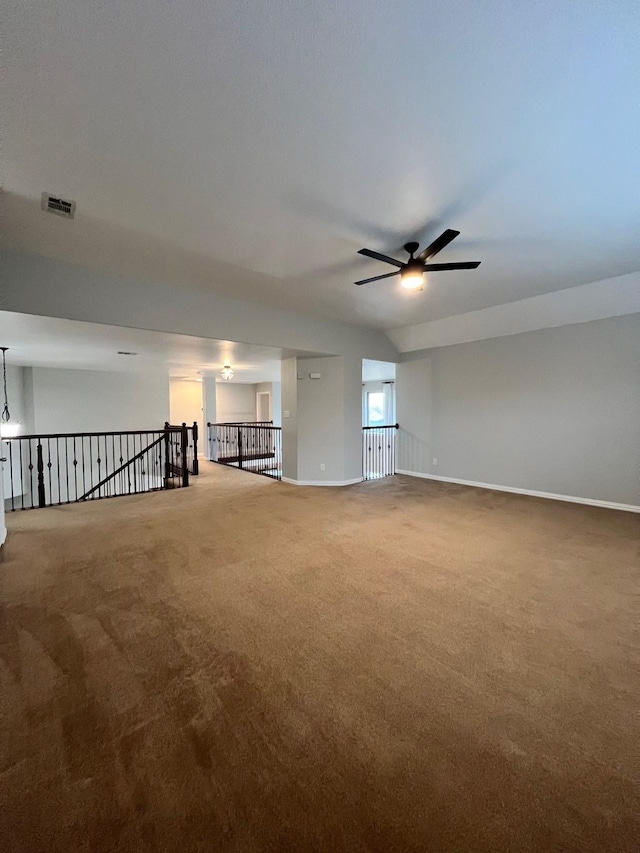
[355,229,480,291]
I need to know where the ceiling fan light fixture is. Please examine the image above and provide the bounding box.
[220,365,234,381]
[400,266,424,291]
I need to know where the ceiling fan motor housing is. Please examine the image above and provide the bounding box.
[405,258,424,275]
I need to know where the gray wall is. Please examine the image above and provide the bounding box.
[282,356,362,484]
[342,356,364,482]
[26,367,170,433]
[215,383,257,424]
[397,314,640,506]
[396,359,432,475]
[1,250,398,362]
[297,357,346,482]
[255,381,282,427]
[281,358,298,480]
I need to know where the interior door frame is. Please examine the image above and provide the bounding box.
[256,391,271,422]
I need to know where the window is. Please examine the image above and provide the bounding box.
[366,391,385,426]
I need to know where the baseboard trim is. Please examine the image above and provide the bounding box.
[395,470,640,514]
[282,476,363,487]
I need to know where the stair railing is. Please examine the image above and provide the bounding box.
[362,423,399,480]
[1,425,190,511]
[207,421,281,480]
[164,421,199,475]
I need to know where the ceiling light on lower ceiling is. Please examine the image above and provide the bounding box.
[220,364,234,381]
[117,350,138,355]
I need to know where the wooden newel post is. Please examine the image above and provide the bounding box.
[181,423,189,487]
[237,425,243,469]
[192,421,199,475]
[163,422,171,488]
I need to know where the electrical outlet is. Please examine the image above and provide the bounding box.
[432,458,438,466]
[320,463,325,471]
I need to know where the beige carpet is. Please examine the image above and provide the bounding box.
[1,464,639,852]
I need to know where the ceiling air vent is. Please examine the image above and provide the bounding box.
[41,192,76,219]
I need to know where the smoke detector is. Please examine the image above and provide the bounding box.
[41,192,76,219]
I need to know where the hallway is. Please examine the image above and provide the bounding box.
[1,464,639,852]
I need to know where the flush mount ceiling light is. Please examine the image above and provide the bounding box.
[355,232,481,291]
[220,365,234,381]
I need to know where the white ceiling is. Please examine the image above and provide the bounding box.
[0,311,321,382]
[4,1,639,331]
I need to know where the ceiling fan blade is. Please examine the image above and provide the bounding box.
[418,229,460,262]
[357,248,403,268]
[422,261,481,271]
[354,271,401,286]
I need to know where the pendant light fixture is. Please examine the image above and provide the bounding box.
[220,365,234,381]
[1,347,11,424]
[0,346,19,437]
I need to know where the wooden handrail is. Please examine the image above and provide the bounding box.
[2,428,172,441]
[362,423,399,430]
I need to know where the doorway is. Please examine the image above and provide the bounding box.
[256,391,271,422]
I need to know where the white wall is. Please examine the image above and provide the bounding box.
[169,379,204,442]
[215,383,257,424]
[396,314,640,507]
[26,367,169,433]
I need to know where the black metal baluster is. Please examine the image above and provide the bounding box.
[46,438,52,505]
[110,434,114,496]
[181,423,189,487]
[118,434,123,495]
[98,436,104,498]
[36,442,46,508]
[81,436,91,494]
[64,437,69,503]
[55,437,61,504]
[72,436,77,501]
[7,440,15,511]
[18,439,24,509]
